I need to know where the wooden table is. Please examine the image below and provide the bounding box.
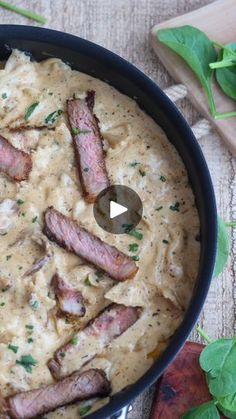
[1,1,236,418]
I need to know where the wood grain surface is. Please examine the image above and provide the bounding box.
[1,1,236,418]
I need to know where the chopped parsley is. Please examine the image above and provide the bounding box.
[8,344,18,354]
[16,199,24,205]
[27,338,34,344]
[139,169,146,177]
[129,243,139,252]
[1,93,7,99]
[25,324,34,331]
[6,255,12,261]
[122,224,143,240]
[79,405,92,417]
[71,336,79,345]
[31,216,38,223]
[44,109,63,124]
[71,127,91,135]
[84,276,92,286]
[30,300,40,310]
[132,255,140,261]
[169,202,180,212]
[162,239,169,244]
[160,175,166,182]
[59,352,66,358]
[155,206,163,211]
[129,160,140,167]
[25,102,39,121]
[0,302,5,306]
[2,287,9,292]
[16,354,37,373]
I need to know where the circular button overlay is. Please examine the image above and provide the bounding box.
[93,185,143,234]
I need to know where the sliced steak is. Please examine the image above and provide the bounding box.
[44,206,138,281]
[52,273,85,317]
[67,91,109,203]
[48,303,141,379]
[6,368,111,419]
[0,134,32,181]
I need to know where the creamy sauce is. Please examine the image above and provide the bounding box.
[0,50,200,418]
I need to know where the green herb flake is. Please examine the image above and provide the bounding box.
[16,199,24,205]
[59,352,66,358]
[6,255,12,261]
[169,202,180,212]
[25,324,34,331]
[79,405,92,417]
[84,276,92,286]
[31,216,38,223]
[16,354,37,373]
[160,175,166,182]
[132,255,140,261]
[71,127,91,135]
[155,206,163,211]
[2,287,9,292]
[25,102,39,121]
[30,300,40,310]
[95,271,103,278]
[45,109,63,125]
[8,344,19,354]
[129,243,139,252]
[122,224,143,240]
[162,239,169,244]
[139,169,146,177]
[27,338,34,344]
[129,161,140,167]
[0,302,5,306]
[71,336,79,345]
[1,93,7,99]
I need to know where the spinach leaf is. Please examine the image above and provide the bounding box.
[210,43,236,69]
[217,402,236,418]
[199,337,236,397]
[181,401,220,418]
[157,26,217,114]
[213,216,229,277]
[215,43,236,100]
[217,393,236,413]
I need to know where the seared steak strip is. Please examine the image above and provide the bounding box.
[44,207,138,281]
[52,273,86,317]
[0,134,32,181]
[48,303,141,379]
[67,91,109,203]
[5,368,110,419]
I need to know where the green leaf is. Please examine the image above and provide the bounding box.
[215,43,236,100]
[157,26,217,115]
[217,392,236,413]
[213,216,229,277]
[45,109,63,125]
[25,102,39,121]
[200,337,236,397]
[16,354,37,373]
[217,402,236,418]
[8,344,18,354]
[181,401,220,418]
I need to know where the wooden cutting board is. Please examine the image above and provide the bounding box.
[150,0,236,155]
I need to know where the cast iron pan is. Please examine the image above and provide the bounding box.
[0,25,217,419]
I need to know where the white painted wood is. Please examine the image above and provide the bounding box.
[0,1,235,418]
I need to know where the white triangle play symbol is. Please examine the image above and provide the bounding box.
[110,201,128,219]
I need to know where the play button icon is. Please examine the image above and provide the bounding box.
[110,201,128,219]
[93,185,143,234]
